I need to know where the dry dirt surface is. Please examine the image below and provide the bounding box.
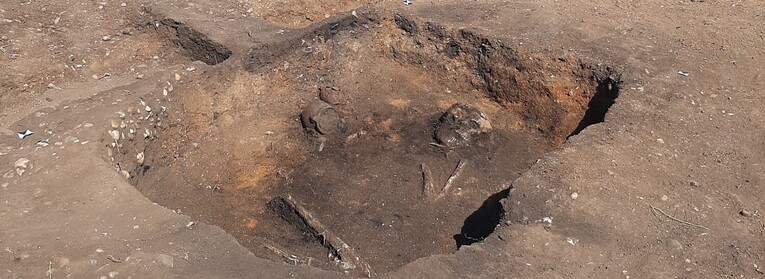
[1,0,764,278]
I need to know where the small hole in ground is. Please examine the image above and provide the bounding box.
[568,76,620,137]
[453,188,511,248]
[111,11,621,276]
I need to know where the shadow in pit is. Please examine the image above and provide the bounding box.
[454,188,511,248]
[568,76,620,137]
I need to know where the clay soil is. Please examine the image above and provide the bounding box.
[1,0,764,278]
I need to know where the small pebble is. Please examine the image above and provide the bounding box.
[656,138,664,144]
[110,120,120,129]
[145,106,152,112]
[108,271,119,278]
[120,170,131,179]
[661,195,669,201]
[108,130,120,141]
[668,239,683,250]
[14,158,30,169]
[689,180,699,187]
[740,209,752,217]
[570,192,579,199]
[174,73,181,81]
[136,152,145,165]
[102,35,112,41]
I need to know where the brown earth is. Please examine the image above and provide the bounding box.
[1,0,763,278]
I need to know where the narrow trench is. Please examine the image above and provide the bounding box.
[152,18,232,65]
[114,11,621,276]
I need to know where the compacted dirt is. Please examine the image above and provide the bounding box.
[1,0,763,278]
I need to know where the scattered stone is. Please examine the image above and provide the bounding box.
[143,128,151,139]
[660,195,669,201]
[145,105,152,112]
[84,123,94,128]
[656,138,665,144]
[14,158,30,169]
[566,237,579,246]
[116,112,126,119]
[434,104,492,148]
[186,66,196,72]
[689,180,699,187]
[136,152,145,165]
[108,130,120,141]
[119,170,131,179]
[174,73,181,81]
[570,192,579,200]
[102,35,112,41]
[2,182,9,188]
[110,120,120,129]
[121,27,132,35]
[108,271,119,278]
[740,209,752,217]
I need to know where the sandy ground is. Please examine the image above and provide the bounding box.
[1,0,764,278]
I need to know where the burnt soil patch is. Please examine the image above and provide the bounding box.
[109,11,620,276]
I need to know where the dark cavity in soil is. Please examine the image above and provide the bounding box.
[153,18,232,65]
[123,11,620,276]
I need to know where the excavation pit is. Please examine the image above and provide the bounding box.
[112,12,620,275]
